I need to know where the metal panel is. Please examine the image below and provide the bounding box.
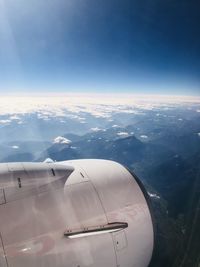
[0,233,8,267]
[0,181,117,267]
[64,161,89,185]
[113,230,128,251]
[0,189,6,205]
[74,159,154,267]
[62,181,117,267]
[7,163,24,172]
[2,163,74,203]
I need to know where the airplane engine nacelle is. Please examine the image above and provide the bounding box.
[0,159,154,267]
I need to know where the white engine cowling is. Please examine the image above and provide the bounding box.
[0,159,154,267]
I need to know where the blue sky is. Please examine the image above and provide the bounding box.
[0,0,200,95]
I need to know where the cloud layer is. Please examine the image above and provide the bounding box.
[0,94,199,119]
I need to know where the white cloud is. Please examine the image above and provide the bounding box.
[37,113,50,120]
[0,94,198,120]
[9,115,21,120]
[112,124,120,128]
[53,136,72,144]
[12,145,19,149]
[0,119,11,124]
[90,127,104,132]
[148,192,160,199]
[197,133,200,137]
[117,132,129,137]
[140,135,148,139]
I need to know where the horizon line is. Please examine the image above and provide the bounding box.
[0,92,200,104]
[0,92,200,98]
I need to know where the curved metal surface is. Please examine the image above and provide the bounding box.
[72,159,154,267]
[0,159,154,267]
